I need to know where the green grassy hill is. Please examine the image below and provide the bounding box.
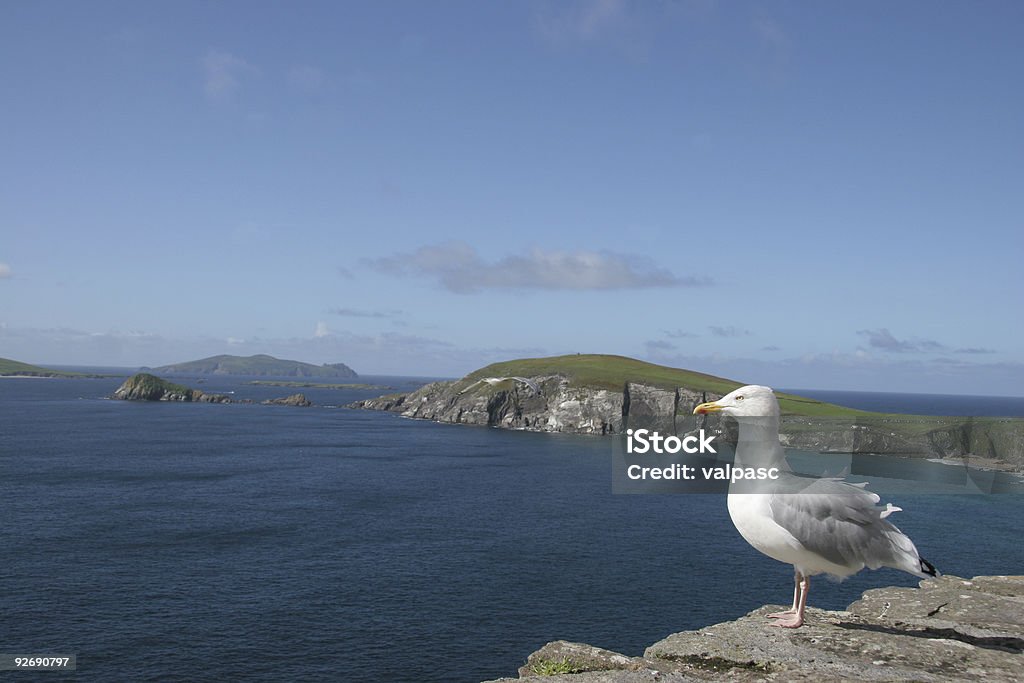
[464,354,870,419]
[0,357,85,377]
[153,354,357,378]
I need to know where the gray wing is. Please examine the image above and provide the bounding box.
[768,476,909,572]
[457,379,485,395]
[511,377,541,394]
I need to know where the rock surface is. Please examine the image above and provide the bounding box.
[112,373,231,403]
[485,575,1024,683]
[261,393,312,407]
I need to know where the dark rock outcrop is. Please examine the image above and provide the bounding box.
[261,393,312,407]
[486,575,1024,683]
[113,373,231,403]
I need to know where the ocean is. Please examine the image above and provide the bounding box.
[2,374,1022,682]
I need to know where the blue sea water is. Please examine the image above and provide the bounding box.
[2,375,1022,682]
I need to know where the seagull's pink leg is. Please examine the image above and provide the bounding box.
[771,574,808,628]
[768,570,801,619]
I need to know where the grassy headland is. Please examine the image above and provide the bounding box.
[0,357,90,378]
[462,354,871,419]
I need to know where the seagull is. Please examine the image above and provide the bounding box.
[458,376,542,396]
[693,385,937,628]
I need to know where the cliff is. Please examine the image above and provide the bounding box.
[151,354,357,378]
[486,575,1024,682]
[348,355,1024,470]
[350,376,719,436]
[112,373,231,403]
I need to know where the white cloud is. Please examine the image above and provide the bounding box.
[364,242,710,293]
[203,49,256,100]
[0,263,10,278]
[314,321,331,338]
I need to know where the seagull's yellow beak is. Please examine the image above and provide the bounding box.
[693,400,722,415]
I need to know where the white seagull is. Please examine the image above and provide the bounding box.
[693,385,937,628]
[458,376,542,396]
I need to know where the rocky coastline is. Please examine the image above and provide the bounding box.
[349,376,1024,470]
[486,575,1024,682]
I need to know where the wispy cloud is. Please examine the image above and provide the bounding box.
[329,307,404,319]
[540,0,626,41]
[535,0,626,43]
[534,0,655,59]
[641,345,1024,396]
[0,263,11,279]
[857,328,945,353]
[314,321,331,338]
[709,325,751,338]
[761,345,781,352]
[645,339,677,353]
[203,49,257,100]
[663,329,699,339]
[955,347,996,355]
[364,242,710,293]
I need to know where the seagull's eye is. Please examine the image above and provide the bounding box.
[736,395,744,401]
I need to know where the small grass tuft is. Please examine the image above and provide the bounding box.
[529,657,586,676]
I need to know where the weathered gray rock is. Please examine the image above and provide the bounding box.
[352,376,627,435]
[623,383,677,433]
[484,575,1024,683]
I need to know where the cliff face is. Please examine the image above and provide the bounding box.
[350,377,725,436]
[486,575,1024,683]
[350,377,1024,469]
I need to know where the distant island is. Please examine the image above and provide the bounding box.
[113,373,232,403]
[150,354,357,378]
[248,380,391,390]
[113,373,312,407]
[350,354,1024,471]
[0,357,106,378]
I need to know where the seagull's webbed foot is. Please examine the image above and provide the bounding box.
[767,572,809,628]
[767,609,797,619]
[769,613,804,628]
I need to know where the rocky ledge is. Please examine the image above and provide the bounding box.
[113,373,231,403]
[486,575,1024,683]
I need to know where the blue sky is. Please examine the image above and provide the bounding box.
[2,1,1022,394]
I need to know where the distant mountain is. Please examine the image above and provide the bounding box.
[0,357,87,377]
[151,354,358,378]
